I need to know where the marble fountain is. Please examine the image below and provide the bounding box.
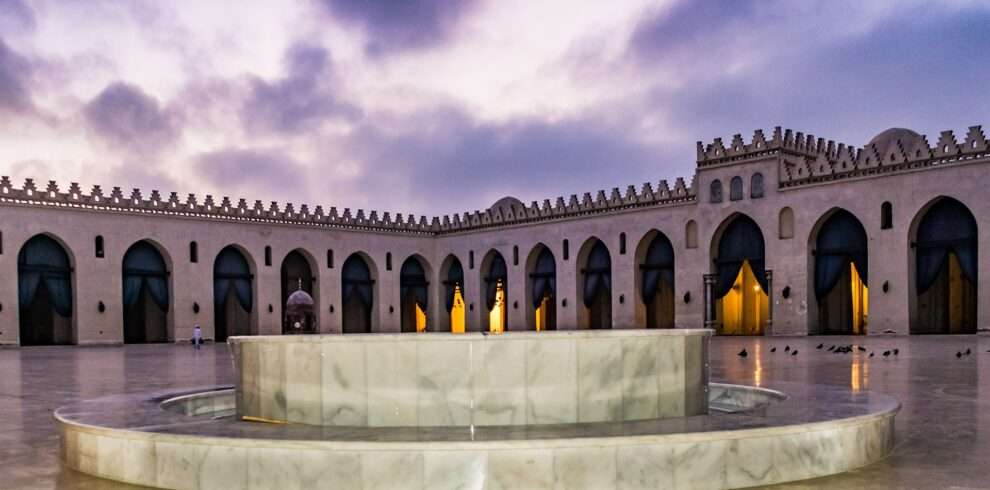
[55,329,899,489]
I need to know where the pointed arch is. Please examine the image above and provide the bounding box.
[341,253,377,334]
[525,243,557,331]
[479,249,508,332]
[709,214,769,335]
[635,230,675,329]
[439,254,466,332]
[281,249,318,334]
[808,209,869,335]
[122,239,171,343]
[18,233,75,345]
[213,245,255,341]
[400,255,431,333]
[577,237,612,329]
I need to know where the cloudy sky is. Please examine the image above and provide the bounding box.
[0,0,988,216]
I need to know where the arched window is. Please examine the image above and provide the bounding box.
[327,249,334,269]
[881,202,893,230]
[751,173,764,198]
[779,207,795,239]
[729,176,743,201]
[563,239,570,260]
[469,250,474,269]
[189,241,198,263]
[619,233,627,255]
[513,245,519,266]
[710,180,723,203]
[685,220,698,249]
[264,246,272,266]
[95,235,105,258]
[386,252,393,271]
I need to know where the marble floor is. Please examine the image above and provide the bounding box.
[1,335,989,489]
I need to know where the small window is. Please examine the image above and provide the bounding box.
[709,180,723,203]
[881,202,893,230]
[563,239,570,260]
[190,241,198,263]
[513,245,519,266]
[729,176,743,201]
[0,231,4,255]
[750,173,764,198]
[95,235,105,258]
[327,249,334,269]
[779,207,795,239]
[619,233,626,255]
[469,250,474,269]
[264,246,272,266]
[386,252,392,271]
[685,220,698,249]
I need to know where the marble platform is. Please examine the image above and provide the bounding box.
[228,330,711,426]
[55,381,898,489]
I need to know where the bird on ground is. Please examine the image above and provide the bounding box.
[738,348,748,358]
[785,345,790,352]
[770,347,776,353]
[893,349,899,356]
[817,343,824,349]
[957,351,963,358]
[883,351,891,357]
[857,346,866,352]
[869,352,875,358]
[827,345,836,352]
[791,350,798,356]
[965,348,971,356]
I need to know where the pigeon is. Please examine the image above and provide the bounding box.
[857,346,866,352]
[817,343,824,349]
[869,352,874,358]
[893,348,899,356]
[738,348,748,358]
[883,350,891,357]
[791,349,798,356]
[965,348,971,356]
[827,345,836,352]
[957,351,963,358]
[785,345,790,352]
[770,347,777,353]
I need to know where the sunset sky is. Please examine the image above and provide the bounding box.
[1,0,988,216]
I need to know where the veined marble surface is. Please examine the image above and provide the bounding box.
[229,330,711,427]
[56,381,898,489]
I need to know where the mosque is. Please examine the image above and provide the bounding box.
[1,125,986,346]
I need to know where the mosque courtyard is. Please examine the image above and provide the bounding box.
[0,335,985,489]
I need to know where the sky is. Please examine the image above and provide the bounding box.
[0,0,988,217]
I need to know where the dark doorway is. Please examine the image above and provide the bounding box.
[913,198,978,334]
[213,246,253,342]
[342,254,374,333]
[122,241,169,343]
[281,250,315,334]
[18,235,73,345]
[582,240,612,329]
[483,252,508,332]
[710,215,768,335]
[400,257,429,333]
[641,232,675,329]
[529,246,556,331]
[813,210,868,335]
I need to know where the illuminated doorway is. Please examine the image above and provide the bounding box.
[443,256,466,332]
[638,231,675,329]
[342,254,375,334]
[579,239,612,329]
[122,240,170,343]
[708,215,770,335]
[527,245,556,331]
[213,246,254,341]
[912,198,977,334]
[400,256,429,333]
[813,210,869,335]
[482,251,508,332]
[18,235,74,345]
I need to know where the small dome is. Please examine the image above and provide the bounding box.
[868,128,923,150]
[490,196,525,214]
[286,289,314,307]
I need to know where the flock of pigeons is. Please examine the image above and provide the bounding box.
[737,344,988,358]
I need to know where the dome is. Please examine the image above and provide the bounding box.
[490,196,525,215]
[868,128,924,150]
[286,289,314,307]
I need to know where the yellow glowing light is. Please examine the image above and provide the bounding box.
[719,260,768,335]
[415,303,427,333]
[850,262,868,335]
[451,285,465,333]
[489,281,505,334]
[535,295,550,332]
[754,343,762,387]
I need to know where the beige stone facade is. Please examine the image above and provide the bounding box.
[2,125,987,345]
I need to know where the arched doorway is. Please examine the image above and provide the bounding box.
[341,254,374,334]
[400,256,429,333]
[578,239,612,329]
[912,197,978,334]
[526,244,556,331]
[812,210,868,335]
[281,250,316,334]
[122,240,169,343]
[638,231,675,329]
[481,251,507,333]
[708,215,769,335]
[442,256,466,333]
[213,246,253,341]
[18,235,74,345]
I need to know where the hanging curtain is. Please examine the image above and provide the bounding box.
[814,210,869,299]
[214,246,253,312]
[714,216,766,298]
[17,235,73,316]
[485,254,507,310]
[641,233,675,304]
[582,241,611,307]
[444,259,464,313]
[916,198,978,293]
[400,258,429,310]
[342,255,374,307]
[530,248,556,308]
[122,241,170,310]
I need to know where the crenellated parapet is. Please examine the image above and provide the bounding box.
[697,125,989,189]
[0,174,696,236]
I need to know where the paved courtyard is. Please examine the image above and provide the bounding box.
[1,335,989,489]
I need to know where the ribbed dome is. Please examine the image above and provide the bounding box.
[490,196,525,214]
[868,128,923,150]
[286,289,314,307]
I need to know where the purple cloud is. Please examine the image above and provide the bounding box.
[83,82,178,153]
[317,0,479,56]
[195,148,304,195]
[0,37,34,114]
[0,0,35,34]
[241,42,361,135]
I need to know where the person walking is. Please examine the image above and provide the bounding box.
[193,324,202,350]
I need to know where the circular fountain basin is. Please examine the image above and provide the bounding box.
[56,381,898,489]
